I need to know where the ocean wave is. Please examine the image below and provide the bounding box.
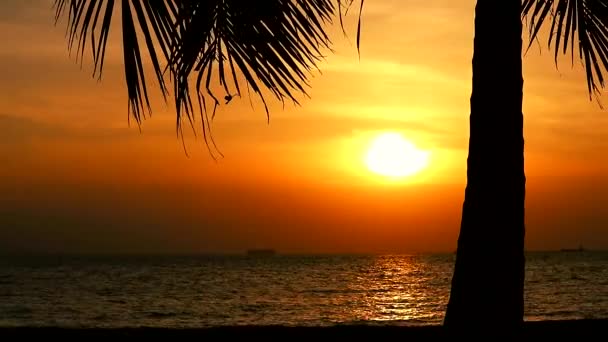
[0,253,605,327]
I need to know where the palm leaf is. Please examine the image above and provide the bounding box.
[171,1,336,131]
[523,0,608,103]
[54,0,179,124]
[54,0,364,153]
[168,0,363,155]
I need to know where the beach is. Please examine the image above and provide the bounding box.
[1,320,606,340]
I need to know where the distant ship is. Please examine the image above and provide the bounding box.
[560,245,586,252]
[246,249,277,257]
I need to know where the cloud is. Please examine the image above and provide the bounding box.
[530,116,608,155]
[0,0,50,23]
[0,114,67,143]
[322,58,465,90]
[209,112,466,150]
[0,113,172,145]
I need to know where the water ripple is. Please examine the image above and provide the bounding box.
[0,252,606,327]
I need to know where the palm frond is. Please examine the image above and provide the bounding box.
[171,0,336,129]
[523,0,608,103]
[54,0,179,124]
[54,0,364,154]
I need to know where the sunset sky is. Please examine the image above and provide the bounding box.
[1,0,607,254]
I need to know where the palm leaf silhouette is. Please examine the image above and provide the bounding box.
[523,0,608,104]
[54,0,364,155]
[55,0,178,123]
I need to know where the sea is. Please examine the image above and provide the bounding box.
[0,252,606,328]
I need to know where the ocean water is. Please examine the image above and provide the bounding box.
[0,252,606,328]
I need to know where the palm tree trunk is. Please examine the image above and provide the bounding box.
[444,0,525,335]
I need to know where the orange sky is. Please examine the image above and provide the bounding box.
[0,0,607,254]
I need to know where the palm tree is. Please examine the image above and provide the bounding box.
[446,0,608,334]
[53,0,608,333]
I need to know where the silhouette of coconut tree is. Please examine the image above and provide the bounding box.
[53,0,608,334]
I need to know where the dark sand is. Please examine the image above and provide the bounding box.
[1,320,606,340]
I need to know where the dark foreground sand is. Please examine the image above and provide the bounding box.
[1,319,606,340]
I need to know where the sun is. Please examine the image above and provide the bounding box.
[364,133,430,178]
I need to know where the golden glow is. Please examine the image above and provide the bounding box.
[2,0,607,254]
[364,133,430,178]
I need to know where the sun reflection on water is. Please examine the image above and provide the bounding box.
[2,253,605,327]
[340,254,453,324]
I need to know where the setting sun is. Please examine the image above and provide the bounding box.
[364,133,430,178]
